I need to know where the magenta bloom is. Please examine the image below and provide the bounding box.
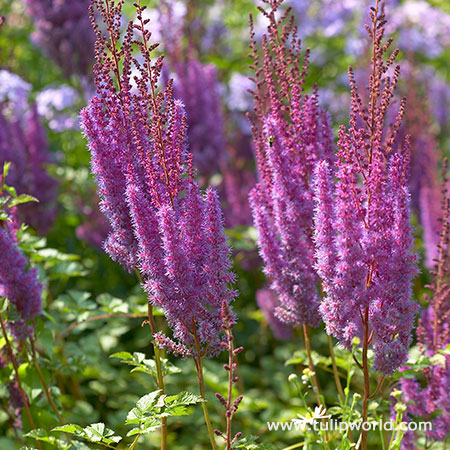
[249,3,334,327]
[313,6,418,375]
[81,1,236,357]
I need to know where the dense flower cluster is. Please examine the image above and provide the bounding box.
[0,103,58,234]
[313,3,418,375]
[249,1,334,327]
[23,0,95,78]
[81,0,236,357]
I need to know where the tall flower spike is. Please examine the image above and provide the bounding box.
[248,0,334,327]
[312,1,418,375]
[81,0,236,357]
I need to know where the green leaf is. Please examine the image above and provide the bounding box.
[52,423,121,447]
[3,162,11,179]
[24,429,71,449]
[8,194,38,207]
[110,352,134,361]
[3,184,16,198]
[233,435,278,449]
[52,424,85,437]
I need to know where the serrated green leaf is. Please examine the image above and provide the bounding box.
[110,352,134,361]
[9,194,38,207]
[24,429,71,449]
[164,391,205,407]
[52,424,86,437]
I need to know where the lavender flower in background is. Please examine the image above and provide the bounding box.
[23,0,95,78]
[81,0,237,358]
[36,84,79,132]
[0,70,31,116]
[388,1,450,59]
[312,3,418,375]
[0,102,58,235]
[256,289,292,340]
[249,2,334,327]
[172,59,227,178]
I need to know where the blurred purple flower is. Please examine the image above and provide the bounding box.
[0,225,42,319]
[0,104,58,234]
[24,0,95,78]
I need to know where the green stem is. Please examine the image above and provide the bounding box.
[147,303,167,450]
[302,324,323,406]
[0,314,42,450]
[129,434,140,450]
[327,334,344,403]
[193,331,217,450]
[136,269,167,450]
[361,307,371,450]
[29,336,64,425]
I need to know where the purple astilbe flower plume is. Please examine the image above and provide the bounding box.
[0,104,58,234]
[313,1,418,375]
[0,224,42,320]
[81,0,236,358]
[248,0,335,327]
[23,0,95,78]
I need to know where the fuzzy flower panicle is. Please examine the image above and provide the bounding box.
[312,1,418,375]
[249,1,335,328]
[81,0,236,358]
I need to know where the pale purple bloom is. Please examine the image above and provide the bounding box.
[0,71,31,116]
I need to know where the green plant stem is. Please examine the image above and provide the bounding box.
[281,442,305,450]
[361,307,370,450]
[327,334,344,403]
[0,314,42,450]
[147,303,167,450]
[193,331,217,450]
[129,434,140,450]
[225,328,235,450]
[29,336,64,425]
[302,324,323,406]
